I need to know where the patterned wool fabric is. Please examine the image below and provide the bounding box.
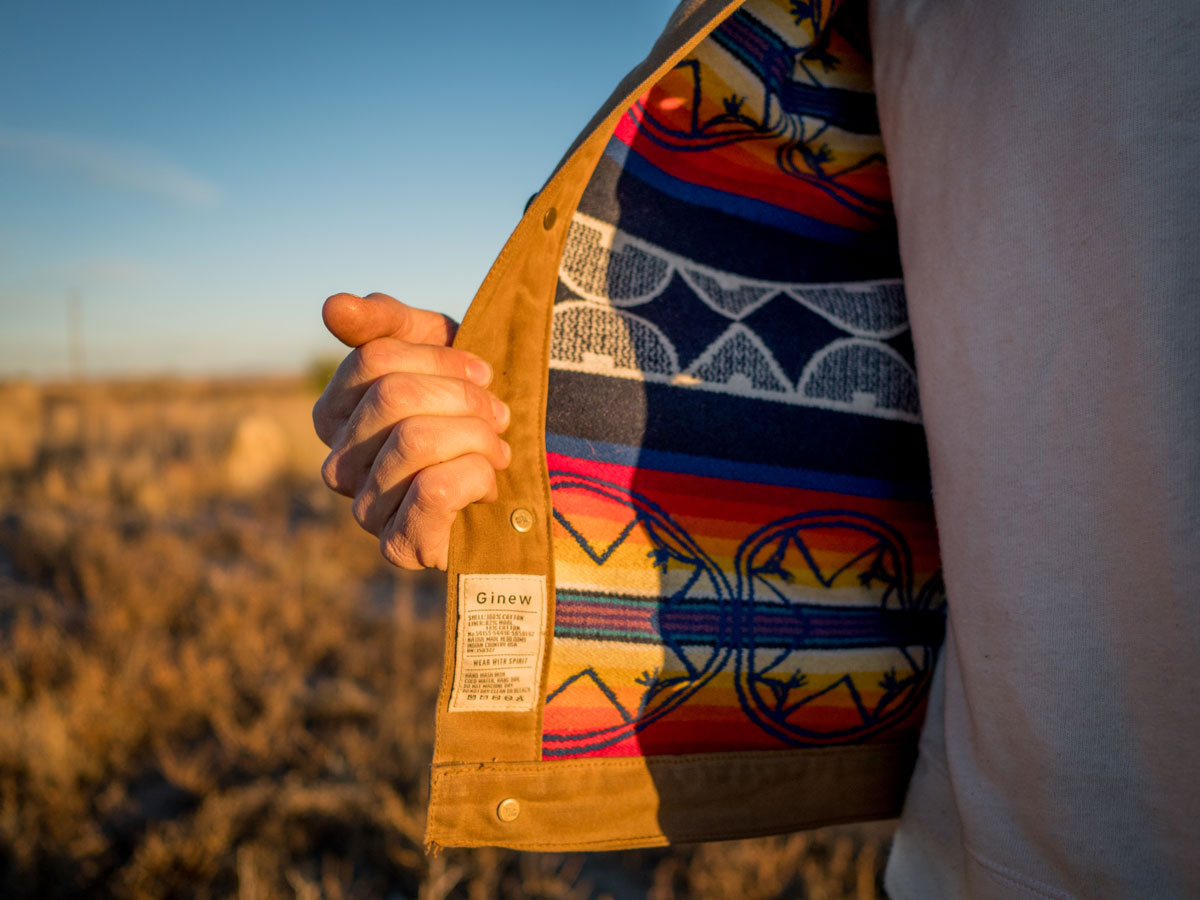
[542,0,944,760]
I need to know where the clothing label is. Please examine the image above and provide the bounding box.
[448,574,547,713]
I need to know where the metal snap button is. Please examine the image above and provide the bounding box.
[510,507,534,533]
[542,206,557,230]
[496,798,520,823]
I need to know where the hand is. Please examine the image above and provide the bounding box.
[313,292,511,570]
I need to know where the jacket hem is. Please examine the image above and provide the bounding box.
[425,741,916,851]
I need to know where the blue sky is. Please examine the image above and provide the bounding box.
[0,0,677,378]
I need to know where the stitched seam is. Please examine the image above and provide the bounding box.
[433,743,908,776]
[435,164,534,752]
[533,186,562,757]
[965,844,1082,900]
[429,809,890,851]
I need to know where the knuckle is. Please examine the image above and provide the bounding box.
[412,533,449,570]
[391,418,432,461]
[350,492,373,531]
[320,453,342,492]
[380,530,422,571]
[355,339,391,376]
[409,468,454,512]
[321,451,360,497]
[461,380,489,418]
[373,372,417,415]
[312,400,334,446]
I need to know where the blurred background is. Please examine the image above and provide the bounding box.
[0,2,894,897]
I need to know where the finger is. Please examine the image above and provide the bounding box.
[321,372,510,497]
[313,338,493,446]
[351,416,512,535]
[323,292,457,348]
[378,454,499,570]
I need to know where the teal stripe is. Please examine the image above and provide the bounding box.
[555,590,720,609]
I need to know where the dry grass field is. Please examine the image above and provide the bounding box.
[0,375,894,900]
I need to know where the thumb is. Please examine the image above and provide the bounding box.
[322,292,458,348]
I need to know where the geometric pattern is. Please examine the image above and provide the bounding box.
[540,0,943,762]
[542,468,945,757]
[553,214,921,422]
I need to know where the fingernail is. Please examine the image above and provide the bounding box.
[466,358,492,386]
[500,439,512,463]
[492,397,510,427]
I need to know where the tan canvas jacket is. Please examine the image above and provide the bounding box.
[426,0,933,852]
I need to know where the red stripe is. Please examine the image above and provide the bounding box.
[613,111,885,232]
[550,452,940,566]
[543,708,924,758]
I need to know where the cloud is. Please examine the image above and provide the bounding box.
[0,126,222,208]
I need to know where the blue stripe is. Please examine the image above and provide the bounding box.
[602,139,874,249]
[547,371,931,487]
[546,433,931,502]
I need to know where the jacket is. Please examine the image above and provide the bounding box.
[425,0,945,852]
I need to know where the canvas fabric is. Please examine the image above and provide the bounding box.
[426,0,946,851]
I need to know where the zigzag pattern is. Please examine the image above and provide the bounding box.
[542,470,945,756]
[540,0,943,762]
